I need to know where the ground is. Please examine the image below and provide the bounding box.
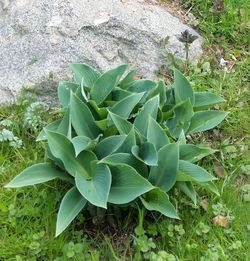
[0,0,249,260]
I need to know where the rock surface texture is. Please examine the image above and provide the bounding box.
[0,0,203,104]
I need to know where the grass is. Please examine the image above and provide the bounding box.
[1,0,250,260]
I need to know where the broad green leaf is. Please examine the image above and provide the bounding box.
[104,100,116,107]
[199,181,220,196]
[56,187,87,237]
[135,128,146,145]
[162,108,174,122]
[103,125,118,138]
[110,92,144,119]
[127,80,156,93]
[112,88,132,101]
[108,165,154,204]
[90,64,128,104]
[57,108,71,138]
[147,80,166,108]
[147,117,169,151]
[131,142,158,166]
[75,162,111,208]
[166,87,175,106]
[70,92,101,138]
[75,86,86,102]
[177,130,186,144]
[5,163,68,188]
[194,92,225,108]
[166,99,194,139]
[69,63,101,87]
[99,153,148,177]
[115,127,136,153]
[180,144,216,163]
[58,82,79,107]
[108,111,133,134]
[177,160,216,182]
[174,68,194,105]
[46,131,96,179]
[176,182,197,205]
[36,119,61,141]
[88,100,108,119]
[140,188,179,219]
[188,111,228,134]
[119,69,137,88]
[71,136,93,156]
[95,119,108,131]
[134,96,159,137]
[80,80,89,102]
[94,135,126,158]
[149,143,179,192]
[45,144,66,171]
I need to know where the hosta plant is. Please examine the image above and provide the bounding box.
[5,64,227,236]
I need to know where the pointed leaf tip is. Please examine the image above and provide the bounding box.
[55,187,87,237]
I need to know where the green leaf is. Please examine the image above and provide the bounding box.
[131,142,158,166]
[188,111,228,134]
[90,64,128,104]
[74,86,86,102]
[58,82,79,107]
[119,70,137,88]
[112,88,132,101]
[46,131,96,179]
[166,99,194,139]
[134,96,159,137]
[94,135,126,158]
[57,108,72,138]
[177,160,216,182]
[88,100,108,119]
[108,165,154,204]
[75,162,111,208]
[36,119,61,141]
[115,127,136,153]
[95,119,108,131]
[110,92,144,119]
[147,80,166,108]
[179,144,216,163]
[149,143,179,192]
[147,117,169,151]
[176,182,197,205]
[56,187,87,237]
[5,163,67,188]
[127,80,156,93]
[44,145,66,171]
[108,111,133,135]
[69,63,101,87]
[80,80,89,102]
[71,136,93,156]
[141,188,179,219]
[173,68,194,105]
[194,92,225,108]
[177,130,186,144]
[70,92,101,138]
[99,153,148,177]
[199,181,220,196]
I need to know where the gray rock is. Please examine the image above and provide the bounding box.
[0,0,203,105]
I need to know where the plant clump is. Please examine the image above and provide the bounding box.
[5,64,227,236]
